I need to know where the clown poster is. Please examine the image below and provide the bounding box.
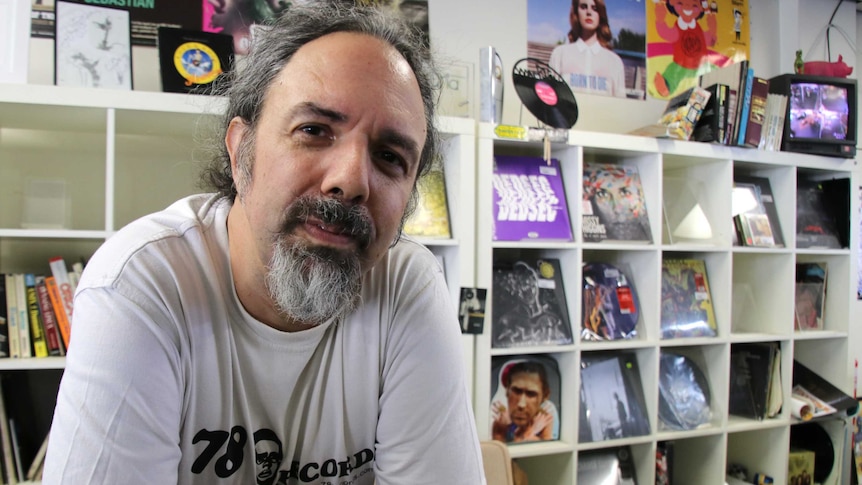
[647,0,750,100]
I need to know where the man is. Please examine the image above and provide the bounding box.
[42,3,485,484]
[490,361,556,443]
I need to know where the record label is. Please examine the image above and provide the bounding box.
[535,81,558,105]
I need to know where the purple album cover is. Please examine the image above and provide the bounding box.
[492,155,574,241]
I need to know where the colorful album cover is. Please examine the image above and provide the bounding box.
[734,175,785,247]
[733,182,776,247]
[796,181,842,249]
[577,447,637,484]
[492,155,574,242]
[659,259,718,339]
[658,352,712,431]
[404,160,451,238]
[490,355,561,444]
[788,449,815,485]
[157,27,234,95]
[795,262,827,331]
[492,258,573,348]
[579,352,650,443]
[581,262,639,341]
[582,162,652,243]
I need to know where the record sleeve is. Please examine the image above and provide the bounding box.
[404,160,451,238]
[491,258,573,348]
[728,342,779,420]
[659,259,718,339]
[581,262,639,341]
[577,447,637,484]
[157,27,234,94]
[795,262,827,331]
[492,155,573,242]
[582,162,652,243]
[579,352,650,443]
[796,180,842,249]
[733,174,785,247]
[658,352,711,430]
[490,355,561,444]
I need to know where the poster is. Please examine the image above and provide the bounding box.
[646,0,750,100]
[528,0,647,100]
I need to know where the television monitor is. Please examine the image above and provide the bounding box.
[768,74,857,158]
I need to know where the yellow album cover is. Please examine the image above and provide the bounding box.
[403,162,451,238]
[647,0,750,100]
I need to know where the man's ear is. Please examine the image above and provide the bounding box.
[225,116,247,179]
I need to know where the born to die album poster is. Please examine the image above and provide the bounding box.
[647,0,750,100]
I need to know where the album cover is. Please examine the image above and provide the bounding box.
[733,175,785,247]
[655,441,674,485]
[492,155,574,242]
[659,259,718,339]
[728,342,780,420]
[788,449,816,485]
[733,182,776,247]
[490,355,561,444]
[658,352,712,431]
[795,262,827,331]
[579,352,650,443]
[458,287,486,334]
[577,446,637,485]
[157,27,234,95]
[491,258,573,349]
[404,160,451,238]
[581,262,639,341]
[796,180,842,249]
[582,162,652,243]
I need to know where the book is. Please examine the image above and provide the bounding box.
[577,446,637,484]
[692,83,729,143]
[796,180,842,249]
[658,352,712,430]
[45,276,71,351]
[629,85,711,140]
[491,155,573,242]
[659,259,718,339]
[761,93,789,151]
[4,275,19,359]
[23,274,48,358]
[579,352,650,442]
[732,183,776,247]
[491,258,573,348]
[792,360,859,417]
[581,262,639,341]
[795,262,827,331]
[34,276,64,356]
[733,175,785,247]
[156,27,234,95]
[728,342,781,420]
[582,162,652,243]
[403,159,451,238]
[0,276,8,358]
[490,355,561,444]
[698,60,749,145]
[14,274,30,359]
[0,380,14,484]
[742,76,769,148]
[734,67,755,146]
[25,432,49,482]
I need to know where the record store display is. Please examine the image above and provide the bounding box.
[581,262,639,341]
[511,58,578,129]
[658,352,712,431]
[157,27,234,94]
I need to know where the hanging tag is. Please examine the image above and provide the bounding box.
[543,134,551,165]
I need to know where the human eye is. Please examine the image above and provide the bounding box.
[297,124,329,138]
[373,148,410,176]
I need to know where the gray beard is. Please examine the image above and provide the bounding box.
[265,237,362,327]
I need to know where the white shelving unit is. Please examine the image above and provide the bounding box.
[0,84,477,481]
[474,122,857,485]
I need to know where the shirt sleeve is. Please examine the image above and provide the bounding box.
[373,252,486,485]
[42,285,184,485]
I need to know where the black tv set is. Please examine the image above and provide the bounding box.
[768,74,857,158]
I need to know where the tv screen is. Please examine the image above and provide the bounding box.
[788,81,850,141]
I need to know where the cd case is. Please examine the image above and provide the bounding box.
[157,27,234,94]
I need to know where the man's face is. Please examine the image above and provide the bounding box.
[255,439,281,484]
[506,372,545,428]
[226,32,427,326]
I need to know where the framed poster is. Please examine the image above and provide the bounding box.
[0,0,31,84]
[54,0,132,89]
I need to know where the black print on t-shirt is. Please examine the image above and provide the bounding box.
[191,426,375,484]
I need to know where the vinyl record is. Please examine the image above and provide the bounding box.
[512,58,578,129]
[658,352,711,431]
[790,422,834,483]
[582,262,639,340]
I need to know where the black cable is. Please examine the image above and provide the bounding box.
[825,0,844,61]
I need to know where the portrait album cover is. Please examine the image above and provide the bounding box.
[491,258,573,349]
[577,446,637,485]
[579,352,649,443]
[157,27,234,95]
[659,259,718,339]
[458,287,487,335]
[491,155,573,242]
[657,351,712,431]
[54,1,132,89]
[403,159,451,238]
[581,261,640,341]
[795,262,827,331]
[582,162,652,243]
[490,355,561,444]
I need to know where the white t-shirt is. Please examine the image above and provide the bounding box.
[549,38,627,98]
[43,194,485,485]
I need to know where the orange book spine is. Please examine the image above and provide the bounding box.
[45,276,71,350]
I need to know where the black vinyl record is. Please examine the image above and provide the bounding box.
[658,352,711,431]
[790,422,834,483]
[512,58,578,129]
[157,27,234,95]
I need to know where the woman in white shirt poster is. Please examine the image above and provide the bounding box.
[549,0,627,98]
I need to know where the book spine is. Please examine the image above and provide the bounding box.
[4,275,19,359]
[14,274,30,359]
[35,276,64,356]
[0,276,8,358]
[23,274,48,358]
[735,68,755,146]
[0,380,15,484]
[48,257,75,329]
[743,77,769,148]
[45,276,71,351]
